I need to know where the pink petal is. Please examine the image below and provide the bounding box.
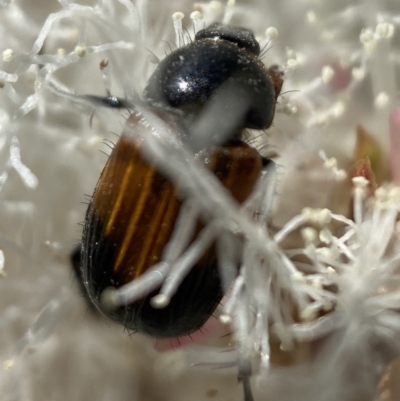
[154,316,231,352]
[328,61,351,92]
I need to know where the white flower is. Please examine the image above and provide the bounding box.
[1,1,400,401]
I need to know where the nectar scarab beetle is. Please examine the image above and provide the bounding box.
[73,23,283,339]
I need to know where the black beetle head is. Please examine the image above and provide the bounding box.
[144,24,277,133]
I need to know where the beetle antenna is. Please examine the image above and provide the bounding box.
[183,25,193,43]
[241,374,255,401]
[145,47,160,64]
[259,40,270,57]
[161,39,174,54]
[259,45,272,59]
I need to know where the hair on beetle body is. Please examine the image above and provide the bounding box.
[72,22,283,401]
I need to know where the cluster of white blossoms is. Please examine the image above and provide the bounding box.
[122,102,400,400]
[1,0,400,400]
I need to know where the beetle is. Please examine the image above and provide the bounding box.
[72,22,282,342]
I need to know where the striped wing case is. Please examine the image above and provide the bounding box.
[82,114,263,338]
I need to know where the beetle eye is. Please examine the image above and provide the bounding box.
[195,23,260,55]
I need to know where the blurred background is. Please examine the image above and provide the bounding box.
[1,0,400,400]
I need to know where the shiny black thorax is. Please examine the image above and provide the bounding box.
[145,24,276,130]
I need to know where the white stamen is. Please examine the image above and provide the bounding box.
[74,45,87,57]
[2,49,14,62]
[321,66,334,84]
[374,92,389,109]
[301,227,318,244]
[265,27,278,40]
[172,12,185,48]
[306,11,317,24]
[150,294,170,308]
[0,250,5,277]
[375,22,394,39]
[352,67,365,81]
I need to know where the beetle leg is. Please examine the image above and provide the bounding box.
[238,357,254,401]
[84,95,134,109]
